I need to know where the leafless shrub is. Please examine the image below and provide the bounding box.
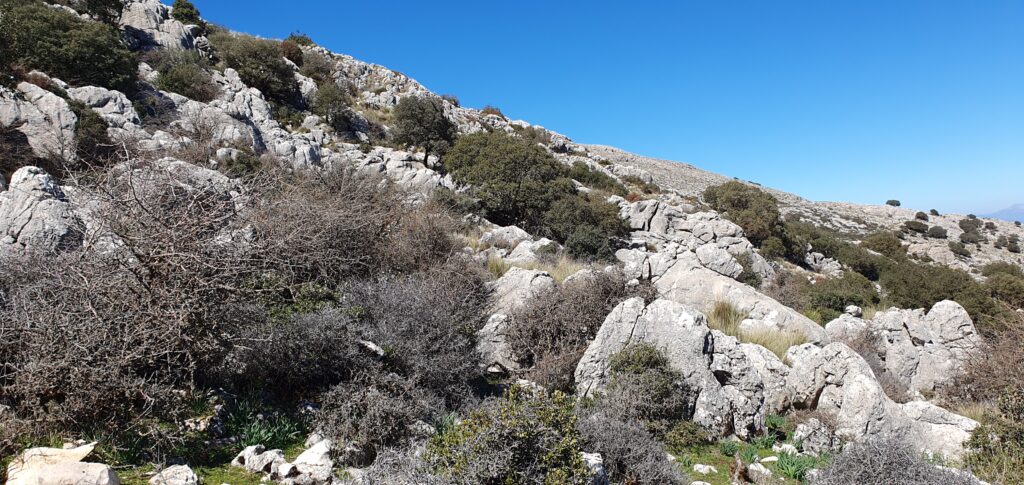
[505,270,652,391]
[812,437,980,485]
[359,447,449,485]
[576,412,689,485]
[315,372,442,461]
[943,307,1024,405]
[252,168,459,284]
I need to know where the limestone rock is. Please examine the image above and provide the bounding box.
[746,462,774,484]
[231,445,286,474]
[479,225,532,249]
[6,442,119,485]
[575,298,775,438]
[120,0,200,51]
[1,83,77,160]
[506,237,558,264]
[476,314,519,374]
[580,452,608,485]
[149,465,198,485]
[792,418,839,456]
[785,343,977,459]
[488,267,555,315]
[67,86,143,139]
[696,243,743,278]
[0,166,82,254]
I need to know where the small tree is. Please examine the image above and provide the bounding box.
[393,96,457,164]
[312,81,353,133]
[171,0,202,25]
[78,0,124,24]
[885,200,901,207]
[914,211,929,221]
[927,225,948,239]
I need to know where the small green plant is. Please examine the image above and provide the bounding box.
[718,440,740,457]
[927,225,948,239]
[664,421,712,454]
[903,220,928,234]
[749,433,777,450]
[776,452,826,481]
[224,399,307,450]
[739,444,760,464]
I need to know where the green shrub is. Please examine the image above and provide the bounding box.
[544,195,629,260]
[480,105,505,118]
[718,440,741,457]
[170,0,202,25]
[599,344,690,437]
[153,51,219,102]
[986,273,1024,309]
[982,262,1024,279]
[443,131,575,232]
[880,260,1001,331]
[426,385,591,484]
[959,217,983,233]
[68,99,113,163]
[964,390,1024,484]
[441,94,460,106]
[902,220,928,234]
[210,31,300,106]
[0,1,137,92]
[862,231,905,258]
[299,50,333,83]
[393,96,457,163]
[985,221,997,231]
[930,209,940,216]
[960,230,983,245]
[885,199,901,207]
[1009,240,1022,253]
[807,271,879,322]
[703,181,782,246]
[948,241,970,257]
[927,225,948,239]
[664,420,712,453]
[915,211,929,221]
[568,162,627,196]
[312,81,354,133]
[286,32,315,47]
[621,175,661,195]
[224,398,306,450]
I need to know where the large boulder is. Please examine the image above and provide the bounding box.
[67,86,143,139]
[475,313,519,374]
[575,298,782,438]
[650,251,827,343]
[120,0,202,51]
[1,83,77,160]
[786,343,976,459]
[149,465,198,485]
[824,300,982,396]
[0,166,82,255]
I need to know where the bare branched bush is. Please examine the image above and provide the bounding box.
[943,308,1024,405]
[576,412,689,485]
[845,332,910,403]
[505,270,653,391]
[811,437,980,485]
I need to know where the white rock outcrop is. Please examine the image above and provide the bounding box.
[6,442,119,485]
[0,166,82,255]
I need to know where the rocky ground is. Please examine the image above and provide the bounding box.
[1,1,1018,484]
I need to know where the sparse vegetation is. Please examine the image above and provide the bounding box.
[210,31,300,106]
[152,50,220,102]
[171,0,202,26]
[885,199,901,207]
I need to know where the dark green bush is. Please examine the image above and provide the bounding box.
[312,81,354,133]
[959,217,983,233]
[807,271,879,322]
[170,0,202,25]
[995,235,1009,249]
[621,175,661,195]
[862,231,905,258]
[543,194,629,260]
[210,31,300,106]
[948,241,970,257]
[286,32,315,47]
[885,199,901,207]
[927,225,948,239]
[0,0,137,92]
[982,262,1024,279]
[393,96,457,163]
[299,50,333,83]
[568,162,628,196]
[986,273,1024,310]
[902,220,928,234]
[985,221,997,231]
[68,99,113,163]
[153,50,219,102]
[879,260,1001,332]
[965,390,1024,483]
[76,0,124,24]
[930,209,940,216]
[703,181,782,246]
[426,385,592,484]
[960,230,983,245]
[915,211,929,221]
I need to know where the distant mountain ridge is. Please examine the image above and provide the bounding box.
[984,204,1024,222]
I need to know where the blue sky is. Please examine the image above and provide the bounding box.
[184,1,1023,214]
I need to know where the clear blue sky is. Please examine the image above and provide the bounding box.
[183,1,1024,215]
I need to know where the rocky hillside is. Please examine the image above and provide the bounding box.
[2,1,1022,485]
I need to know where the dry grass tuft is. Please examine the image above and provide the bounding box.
[706,300,808,359]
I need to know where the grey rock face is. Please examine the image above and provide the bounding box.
[825,300,982,396]
[785,343,976,459]
[792,418,840,456]
[475,313,519,374]
[231,445,287,474]
[1,83,77,160]
[67,86,143,139]
[120,0,202,51]
[0,166,82,255]
[575,298,778,438]
[487,266,555,315]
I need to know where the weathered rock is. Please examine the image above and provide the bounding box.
[792,418,839,456]
[67,86,143,139]
[692,464,718,475]
[479,225,532,249]
[652,252,827,343]
[844,305,863,317]
[506,237,558,264]
[805,251,843,277]
[231,445,286,474]
[149,465,198,485]
[786,343,977,459]
[488,267,555,315]
[6,443,119,485]
[120,0,201,51]
[1,83,77,160]
[696,243,743,278]
[825,300,982,396]
[575,298,774,438]
[0,166,82,255]
[746,462,774,484]
[476,314,519,374]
